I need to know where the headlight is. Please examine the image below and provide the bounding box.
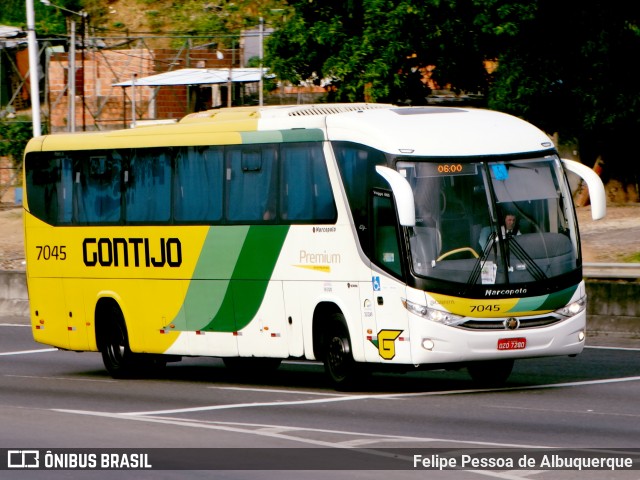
[402,298,465,326]
[554,295,586,317]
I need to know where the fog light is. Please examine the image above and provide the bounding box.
[578,330,585,342]
[422,339,435,351]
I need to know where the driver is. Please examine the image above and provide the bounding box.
[502,214,521,237]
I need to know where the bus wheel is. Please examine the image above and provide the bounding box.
[467,359,514,387]
[323,316,359,390]
[100,306,136,379]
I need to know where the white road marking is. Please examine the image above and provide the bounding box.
[4,374,116,383]
[376,375,640,399]
[585,345,640,351]
[103,375,640,416]
[48,409,560,479]
[0,348,56,356]
[49,377,640,479]
[120,394,377,416]
[212,386,347,396]
[52,407,556,450]
[484,403,640,419]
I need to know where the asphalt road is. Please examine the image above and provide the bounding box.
[1,315,640,480]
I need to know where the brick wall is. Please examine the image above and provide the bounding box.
[0,156,19,204]
[48,48,154,131]
[47,47,241,132]
[152,48,237,119]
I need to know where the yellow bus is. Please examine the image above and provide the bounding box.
[23,104,606,389]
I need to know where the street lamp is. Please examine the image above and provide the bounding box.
[216,44,235,108]
[40,0,88,132]
[40,0,82,15]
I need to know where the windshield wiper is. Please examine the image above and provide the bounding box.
[506,235,547,281]
[467,232,497,286]
[467,233,548,286]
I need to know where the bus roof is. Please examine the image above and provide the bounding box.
[28,104,554,157]
[322,106,554,157]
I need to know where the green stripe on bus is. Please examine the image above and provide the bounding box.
[240,129,324,144]
[509,285,578,312]
[228,226,289,331]
[231,225,289,279]
[182,225,289,332]
[280,129,325,142]
[193,226,249,279]
[170,226,249,332]
[537,285,578,311]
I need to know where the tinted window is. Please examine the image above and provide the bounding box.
[26,142,336,226]
[126,148,171,223]
[333,141,387,254]
[74,153,122,224]
[372,191,403,278]
[25,153,73,225]
[226,145,278,222]
[281,143,336,222]
[174,146,224,222]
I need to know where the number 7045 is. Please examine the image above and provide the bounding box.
[36,245,67,260]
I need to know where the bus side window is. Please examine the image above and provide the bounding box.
[372,192,403,278]
[174,146,224,223]
[126,148,171,223]
[25,153,73,225]
[281,143,337,223]
[74,153,122,224]
[226,146,277,222]
[333,142,388,258]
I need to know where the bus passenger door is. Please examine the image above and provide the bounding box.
[368,190,411,364]
[233,280,288,358]
[184,279,239,357]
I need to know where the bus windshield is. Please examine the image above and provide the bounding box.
[397,156,579,286]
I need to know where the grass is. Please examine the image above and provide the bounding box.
[622,252,640,263]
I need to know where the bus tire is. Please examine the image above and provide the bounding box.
[99,303,137,379]
[467,359,514,387]
[323,314,360,390]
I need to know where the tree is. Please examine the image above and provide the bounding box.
[266,0,489,103]
[266,0,640,182]
[0,0,73,35]
[481,0,640,183]
[0,116,34,177]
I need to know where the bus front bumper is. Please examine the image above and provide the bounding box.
[408,310,586,366]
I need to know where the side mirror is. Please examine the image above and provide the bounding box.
[561,158,606,220]
[375,166,416,226]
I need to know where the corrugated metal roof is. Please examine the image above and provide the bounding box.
[0,25,27,48]
[0,25,24,38]
[112,67,267,87]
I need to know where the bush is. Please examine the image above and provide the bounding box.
[0,117,34,168]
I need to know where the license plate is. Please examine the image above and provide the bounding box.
[497,337,526,350]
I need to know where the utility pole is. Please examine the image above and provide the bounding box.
[26,0,42,136]
[259,16,264,106]
[68,17,76,132]
[41,0,88,132]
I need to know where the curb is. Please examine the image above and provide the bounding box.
[0,270,29,317]
[1,271,638,338]
[585,280,640,338]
